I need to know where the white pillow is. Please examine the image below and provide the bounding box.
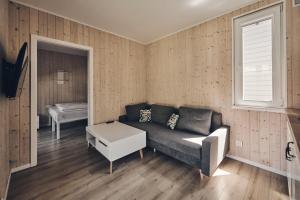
[139,109,151,123]
[166,113,179,130]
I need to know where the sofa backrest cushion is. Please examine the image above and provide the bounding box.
[151,104,175,125]
[125,103,149,122]
[176,107,212,135]
[211,112,222,132]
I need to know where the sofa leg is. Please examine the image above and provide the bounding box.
[199,169,204,180]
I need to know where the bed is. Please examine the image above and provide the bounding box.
[48,103,88,139]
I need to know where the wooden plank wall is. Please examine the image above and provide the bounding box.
[7,0,299,172]
[290,1,300,107]
[146,0,300,172]
[0,0,9,198]
[37,49,88,126]
[8,2,146,168]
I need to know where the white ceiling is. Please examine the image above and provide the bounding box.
[13,0,257,44]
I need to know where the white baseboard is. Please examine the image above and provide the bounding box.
[11,163,31,173]
[226,154,287,177]
[3,172,11,200]
[2,163,32,200]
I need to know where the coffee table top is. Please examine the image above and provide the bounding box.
[86,121,146,143]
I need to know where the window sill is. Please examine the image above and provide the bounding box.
[232,105,287,114]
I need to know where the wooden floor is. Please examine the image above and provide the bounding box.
[8,125,289,200]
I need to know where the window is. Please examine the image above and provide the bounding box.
[233,4,286,109]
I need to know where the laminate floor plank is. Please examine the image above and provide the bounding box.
[8,125,289,200]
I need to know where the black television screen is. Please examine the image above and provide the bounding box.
[2,42,28,98]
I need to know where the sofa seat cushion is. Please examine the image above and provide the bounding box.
[125,122,205,159]
[147,140,202,168]
[125,121,157,133]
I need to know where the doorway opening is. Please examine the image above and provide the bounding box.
[30,35,93,167]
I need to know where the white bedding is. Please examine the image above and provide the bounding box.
[49,106,88,122]
[48,104,88,140]
[55,103,87,112]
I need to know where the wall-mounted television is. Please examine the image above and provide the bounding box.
[2,42,28,98]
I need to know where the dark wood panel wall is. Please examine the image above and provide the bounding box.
[0,0,9,198]
[146,0,300,172]
[8,2,146,169]
[37,49,87,126]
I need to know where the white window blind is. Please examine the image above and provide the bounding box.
[242,19,273,102]
[233,4,286,109]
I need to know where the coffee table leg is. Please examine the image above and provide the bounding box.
[110,162,113,174]
[139,149,143,159]
[51,118,55,132]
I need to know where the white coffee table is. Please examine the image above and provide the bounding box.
[86,121,146,174]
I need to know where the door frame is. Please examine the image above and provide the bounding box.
[30,34,94,167]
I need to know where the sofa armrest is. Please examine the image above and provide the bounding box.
[119,115,128,123]
[201,125,230,176]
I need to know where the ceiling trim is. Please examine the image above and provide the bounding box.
[10,0,146,44]
[10,0,259,45]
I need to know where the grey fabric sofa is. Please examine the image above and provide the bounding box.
[119,104,230,177]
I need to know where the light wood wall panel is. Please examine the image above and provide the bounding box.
[8,2,146,168]
[290,0,300,108]
[8,0,298,172]
[146,0,300,172]
[0,0,9,198]
[37,49,88,126]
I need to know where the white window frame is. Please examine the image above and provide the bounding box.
[232,2,287,112]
